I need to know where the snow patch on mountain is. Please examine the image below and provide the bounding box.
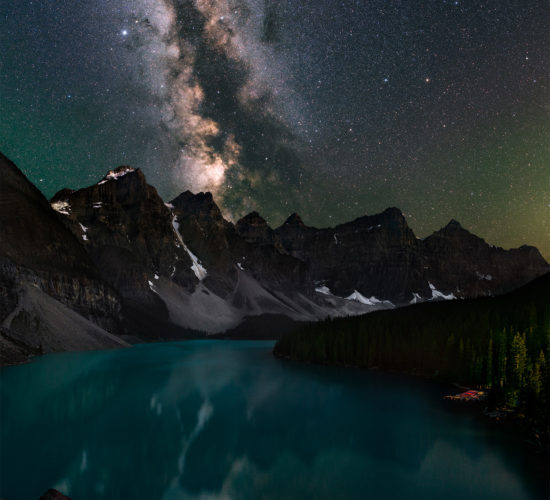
[170,213,207,281]
[106,167,134,180]
[410,293,422,304]
[51,200,71,215]
[429,282,456,300]
[78,223,88,241]
[186,246,208,281]
[314,285,395,310]
[315,285,332,295]
[476,271,493,281]
[97,167,135,185]
[346,290,389,306]
[148,280,159,295]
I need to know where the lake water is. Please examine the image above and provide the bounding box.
[0,340,547,499]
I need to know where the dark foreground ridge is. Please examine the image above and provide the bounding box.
[1,151,549,365]
[274,272,550,446]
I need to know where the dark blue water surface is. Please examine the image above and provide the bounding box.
[0,341,546,499]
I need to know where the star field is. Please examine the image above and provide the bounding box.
[1,0,548,258]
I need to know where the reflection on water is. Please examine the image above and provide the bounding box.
[0,341,546,499]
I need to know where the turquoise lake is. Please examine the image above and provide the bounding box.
[0,340,547,499]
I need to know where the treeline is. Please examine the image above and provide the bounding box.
[274,273,550,438]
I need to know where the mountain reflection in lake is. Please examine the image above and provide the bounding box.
[0,341,546,499]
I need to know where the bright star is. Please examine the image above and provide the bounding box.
[121,29,128,36]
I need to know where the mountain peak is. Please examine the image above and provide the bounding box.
[382,207,403,216]
[427,219,484,246]
[169,190,223,220]
[235,211,281,248]
[171,190,214,205]
[379,207,407,223]
[445,219,463,229]
[283,213,305,227]
[346,207,408,231]
[108,165,135,176]
[236,211,269,228]
[98,166,138,184]
[50,188,75,204]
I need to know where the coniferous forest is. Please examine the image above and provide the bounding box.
[274,273,550,442]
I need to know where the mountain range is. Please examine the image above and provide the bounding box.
[1,152,548,364]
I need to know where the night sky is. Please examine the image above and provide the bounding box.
[1,1,549,258]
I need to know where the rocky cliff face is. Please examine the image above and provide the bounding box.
[272,207,430,303]
[49,166,199,339]
[269,208,549,303]
[420,220,549,298]
[0,153,123,360]
[169,191,308,297]
[168,190,239,296]
[1,153,548,363]
[50,166,196,293]
[236,211,287,253]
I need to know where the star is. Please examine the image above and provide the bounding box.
[121,29,128,36]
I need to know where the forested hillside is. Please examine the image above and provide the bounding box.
[275,273,550,439]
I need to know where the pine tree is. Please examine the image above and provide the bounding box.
[531,349,547,397]
[511,332,528,389]
[486,337,493,388]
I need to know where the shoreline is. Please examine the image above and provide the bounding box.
[273,350,550,462]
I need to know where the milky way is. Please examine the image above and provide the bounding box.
[1,1,549,257]
[125,0,310,218]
